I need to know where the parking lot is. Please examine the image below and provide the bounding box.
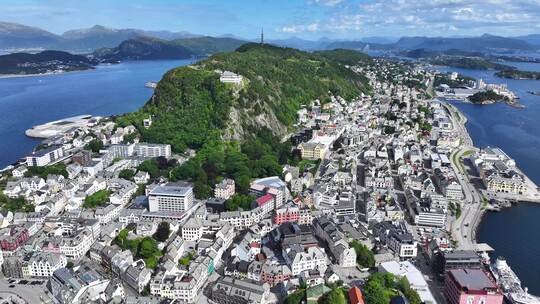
[0,277,49,304]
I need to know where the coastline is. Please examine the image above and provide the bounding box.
[0,68,94,79]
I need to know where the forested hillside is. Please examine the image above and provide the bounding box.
[119,43,371,151]
[116,44,371,199]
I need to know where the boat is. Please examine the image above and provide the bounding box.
[490,257,540,304]
[527,91,540,96]
[145,81,158,89]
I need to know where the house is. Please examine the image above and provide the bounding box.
[299,142,326,160]
[210,277,269,304]
[214,179,235,200]
[134,171,150,184]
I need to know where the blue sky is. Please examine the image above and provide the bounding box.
[2,0,540,39]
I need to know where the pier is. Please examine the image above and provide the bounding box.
[25,115,100,139]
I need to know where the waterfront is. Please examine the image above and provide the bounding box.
[0,59,194,169]
[440,62,540,294]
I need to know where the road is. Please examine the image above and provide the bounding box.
[443,101,484,250]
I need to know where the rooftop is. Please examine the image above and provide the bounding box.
[149,183,192,197]
[448,268,497,291]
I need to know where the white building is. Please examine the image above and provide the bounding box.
[26,145,64,167]
[219,71,243,84]
[135,143,171,159]
[214,179,235,200]
[284,245,327,276]
[148,183,194,213]
[22,253,67,278]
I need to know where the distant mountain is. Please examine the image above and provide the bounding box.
[94,36,246,62]
[0,50,95,74]
[360,36,399,44]
[0,22,59,49]
[514,34,540,47]
[324,40,368,50]
[268,37,332,50]
[93,37,195,62]
[59,25,200,51]
[394,34,535,52]
[0,22,201,52]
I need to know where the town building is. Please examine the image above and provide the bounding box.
[148,183,194,213]
[26,145,64,167]
[444,268,503,304]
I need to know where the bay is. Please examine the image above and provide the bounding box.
[0,59,194,169]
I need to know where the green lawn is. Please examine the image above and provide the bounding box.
[82,189,111,209]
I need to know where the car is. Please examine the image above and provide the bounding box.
[464,223,469,227]
[8,285,15,288]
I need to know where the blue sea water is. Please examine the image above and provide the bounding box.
[0,59,194,169]
[439,63,540,294]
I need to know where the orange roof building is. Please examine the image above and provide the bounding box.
[349,286,365,304]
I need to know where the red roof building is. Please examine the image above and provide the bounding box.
[349,286,365,304]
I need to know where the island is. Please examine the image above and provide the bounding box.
[0,50,97,75]
[468,90,508,104]
[495,69,540,80]
[429,56,515,70]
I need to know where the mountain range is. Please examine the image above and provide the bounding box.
[0,22,200,52]
[1,21,540,54]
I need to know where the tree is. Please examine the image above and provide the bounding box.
[138,159,160,178]
[284,289,305,304]
[397,277,422,304]
[85,139,103,153]
[118,169,135,181]
[350,240,375,268]
[0,193,34,213]
[225,194,255,211]
[153,222,171,242]
[319,288,347,304]
[363,276,391,304]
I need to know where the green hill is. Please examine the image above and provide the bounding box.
[118,44,371,152]
[93,36,195,61]
[171,36,246,55]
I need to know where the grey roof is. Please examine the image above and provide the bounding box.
[149,184,191,197]
[449,268,496,290]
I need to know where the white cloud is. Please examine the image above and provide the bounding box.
[281,0,540,37]
[310,0,344,7]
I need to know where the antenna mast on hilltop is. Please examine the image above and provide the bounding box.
[260,27,264,44]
